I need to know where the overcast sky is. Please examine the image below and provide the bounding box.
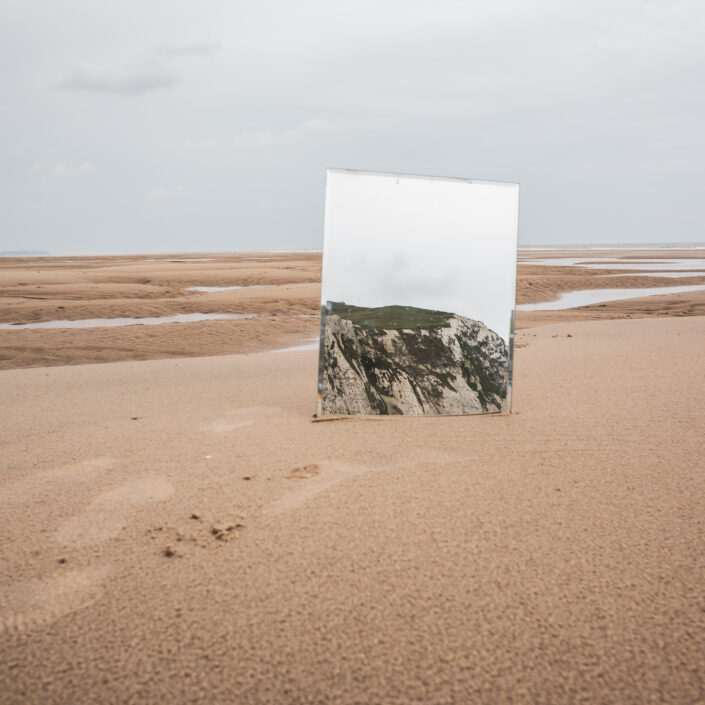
[1,1,703,254]
[323,171,518,341]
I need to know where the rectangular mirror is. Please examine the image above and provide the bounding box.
[317,169,519,417]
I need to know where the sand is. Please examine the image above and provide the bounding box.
[2,250,705,369]
[0,252,321,369]
[1,252,704,704]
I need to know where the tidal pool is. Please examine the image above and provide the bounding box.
[0,313,257,330]
[516,284,705,311]
[269,338,319,353]
[520,257,705,271]
[602,271,705,278]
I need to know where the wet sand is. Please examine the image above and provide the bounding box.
[2,250,705,369]
[1,251,704,704]
[0,252,321,369]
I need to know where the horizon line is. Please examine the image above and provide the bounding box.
[3,242,705,258]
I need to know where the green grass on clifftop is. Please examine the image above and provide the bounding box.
[327,302,454,329]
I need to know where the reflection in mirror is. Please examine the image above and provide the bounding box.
[317,169,519,417]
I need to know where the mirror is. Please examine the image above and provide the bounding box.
[317,169,519,417]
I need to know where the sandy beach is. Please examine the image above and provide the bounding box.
[1,251,704,704]
[1,250,705,369]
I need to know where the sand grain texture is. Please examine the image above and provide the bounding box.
[1,251,704,703]
[1,309,704,704]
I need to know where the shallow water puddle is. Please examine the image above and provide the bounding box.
[269,339,319,353]
[517,284,705,311]
[601,271,705,278]
[520,257,705,271]
[0,313,257,330]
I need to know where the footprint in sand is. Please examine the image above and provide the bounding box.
[199,406,291,433]
[266,450,474,516]
[2,456,118,504]
[286,463,321,479]
[55,477,174,546]
[266,462,367,515]
[0,565,109,634]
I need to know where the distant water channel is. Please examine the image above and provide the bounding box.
[517,284,705,311]
[269,338,320,353]
[521,257,705,272]
[602,271,705,278]
[0,313,257,330]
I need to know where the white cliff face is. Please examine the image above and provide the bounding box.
[318,308,509,416]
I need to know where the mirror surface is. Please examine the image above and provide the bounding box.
[318,169,519,417]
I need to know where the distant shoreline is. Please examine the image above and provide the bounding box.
[0,250,323,259]
[519,243,705,251]
[2,244,705,258]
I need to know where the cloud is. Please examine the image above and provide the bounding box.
[5,0,704,252]
[231,118,341,148]
[144,186,184,202]
[62,64,179,95]
[298,118,338,132]
[59,41,220,97]
[161,41,223,58]
[184,139,220,149]
[51,161,95,177]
